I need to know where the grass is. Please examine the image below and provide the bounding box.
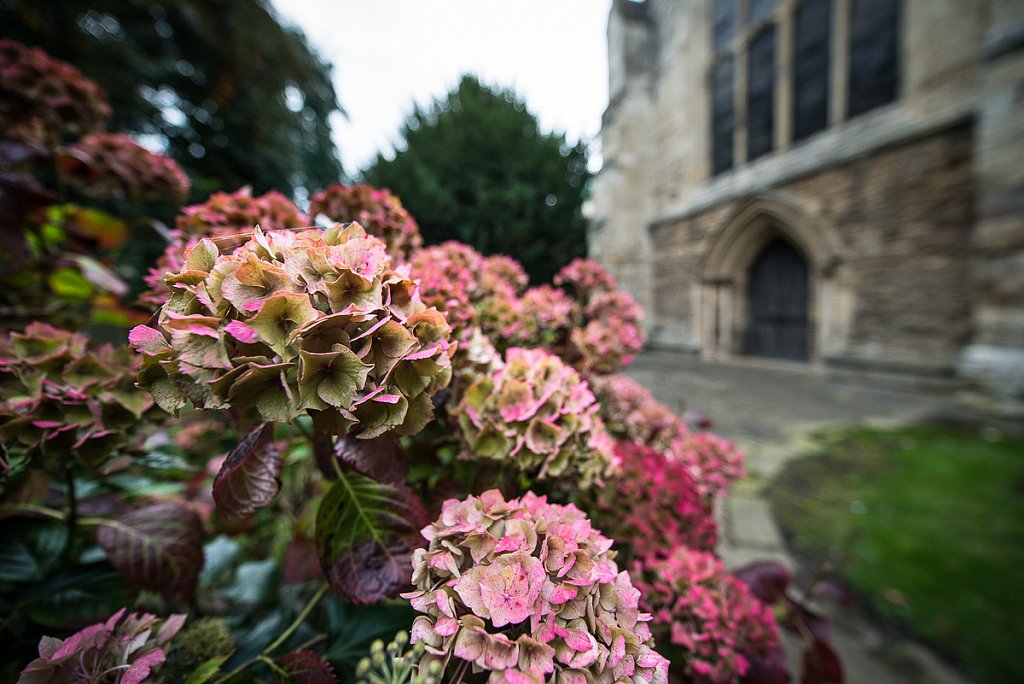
[769,423,1024,683]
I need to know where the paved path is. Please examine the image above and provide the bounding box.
[625,351,974,684]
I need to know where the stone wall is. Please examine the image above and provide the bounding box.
[651,123,976,375]
[593,0,1024,404]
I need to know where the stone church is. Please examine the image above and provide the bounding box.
[590,0,1024,407]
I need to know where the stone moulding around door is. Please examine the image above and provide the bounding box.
[697,194,845,362]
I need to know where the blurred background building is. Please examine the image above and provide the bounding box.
[591,0,1024,408]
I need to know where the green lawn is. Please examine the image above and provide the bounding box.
[769,424,1024,683]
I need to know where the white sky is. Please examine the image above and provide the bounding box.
[270,0,612,177]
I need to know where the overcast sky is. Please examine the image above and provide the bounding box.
[271,0,612,177]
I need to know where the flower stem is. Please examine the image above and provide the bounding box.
[63,467,77,561]
[212,582,330,684]
[264,582,330,655]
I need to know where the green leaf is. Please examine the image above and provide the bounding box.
[199,535,242,589]
[219,559,278,606]
[0,520,65,583]
[18,561,133,627]
[96,502,205,597]
[314,472,426,604]
[48,267,94,300]
[322,597,415,680]
[185,655,229,684]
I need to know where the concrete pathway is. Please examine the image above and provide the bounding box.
[625,351,975,684]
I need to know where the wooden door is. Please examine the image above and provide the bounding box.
[745,239,810,360]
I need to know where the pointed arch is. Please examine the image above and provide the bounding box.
[696,195,844,362]
[700,195,840,282]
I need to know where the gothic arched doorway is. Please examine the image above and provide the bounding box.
[744,239,810,360]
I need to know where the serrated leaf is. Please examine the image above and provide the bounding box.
[317,435,409,485]
[315,472,426,604]
[184,656,228,684]
[96,503,204,598]
[212,423,282,517]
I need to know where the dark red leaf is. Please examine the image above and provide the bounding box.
[213,423,281,517]
[742,645,791,684]
[276,650,339,683]
[318,435,409,484]
[801,639,843,684]
[96,503,204,598]
[322,537,415,606]
[283,536,322,585]
[315,472,427,604]
[733,560,792,604]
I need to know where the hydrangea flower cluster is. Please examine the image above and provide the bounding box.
[176,186,308,237]
[453,347,616,487]
[636,548,781,684]
[58,132,191,204]
[19,608,185,684]
[408,242,526,344]
[671,432,746,503]
[0,39,110,146]
[553,258,618,302]
[590,375,682,448]
[130,224,453,438]
[142,187,309,306]
[310,184,423,262]
[492,285,576,350]
[553,260,645,375]
[570,291,645,375]
[591,375,744,500]
[479,254,529,296]
[589,442,718,565]
[403,490,669,684]
[0,323,152,478]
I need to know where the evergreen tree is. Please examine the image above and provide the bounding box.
[0,0,343,199]
[363,75,590,284]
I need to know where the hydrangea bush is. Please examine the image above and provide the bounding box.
[637,548,781,684]
[592,374,745,500]
[58,132,191,204]
[0,39,110,146]
[1,40,192,332]
[403,490,669,684]
[5,40,841,684]
[1,323,152,480]
[588,442,718,565]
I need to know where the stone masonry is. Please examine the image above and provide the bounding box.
[591,0,1024,410]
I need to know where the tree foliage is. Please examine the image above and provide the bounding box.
[0,0,343,198]
[362,75,590,284]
